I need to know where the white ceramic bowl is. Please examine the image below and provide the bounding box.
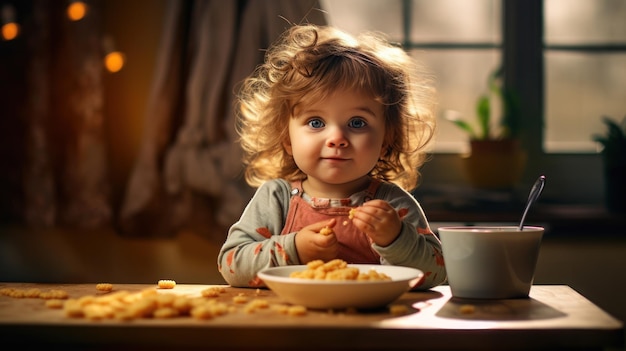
[438,226,544,299]
[257,264,423,309]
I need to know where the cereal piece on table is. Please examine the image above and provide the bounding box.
[24,288,41,298]
[7,289,25,298]
[459,304,476,314]
[389,304,409,315]
[190,305,215,320]
[127,298,158,318]
[201,286,225,298]
[155,293,176,307]
[172,297,193,314]
[63,299,85,318]
[287,305,307,316]
[83,304,114,320]
[271,304,290,314]
[319,226,333,236]
[153,307,179,319]
[158,279,176,289]
[212,302,230,316]
[114,310,138,321]
[232,293,248,304]
[249,299,269,309]
[45,299,65,309]
[0,287,15,296]
[96,283,113,292]
[39,289,68,300]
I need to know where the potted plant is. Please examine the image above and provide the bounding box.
[592,115,626,213]
[446,67,526,190]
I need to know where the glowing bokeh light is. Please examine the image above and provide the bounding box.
[104,51,125,73]
[67,1,88,21]
[1,22,19,40]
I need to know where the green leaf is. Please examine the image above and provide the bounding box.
[445,115,477,139]
[476,95,490,139]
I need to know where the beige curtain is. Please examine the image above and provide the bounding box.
[20,0,111,228]
[119,0,326,242]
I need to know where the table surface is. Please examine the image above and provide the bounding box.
[0,282,623,350]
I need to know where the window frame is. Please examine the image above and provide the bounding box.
[412,0,612,204]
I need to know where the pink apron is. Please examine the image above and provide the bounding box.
[280,179,382,264]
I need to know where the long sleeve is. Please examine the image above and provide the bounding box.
[218,179,446,289]
[217,179,298,287]
[372,183,447,289]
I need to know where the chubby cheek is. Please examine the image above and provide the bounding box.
[290,137,320,162]
[355,136,384,161]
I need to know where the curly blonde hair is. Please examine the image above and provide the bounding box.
[236,24,437,191]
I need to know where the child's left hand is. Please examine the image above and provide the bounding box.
[350,200,403,247]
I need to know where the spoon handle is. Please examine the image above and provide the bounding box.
[519,175,546,231]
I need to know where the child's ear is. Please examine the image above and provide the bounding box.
[283,138,293,155]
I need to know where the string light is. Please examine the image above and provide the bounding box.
[67,0,88,21]
[4,2,125,73]
[1,4,19,41]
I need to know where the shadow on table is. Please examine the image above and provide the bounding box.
[436,296,566,321]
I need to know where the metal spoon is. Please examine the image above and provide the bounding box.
[519,175,546,231]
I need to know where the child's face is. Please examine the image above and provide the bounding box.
[284,88,386,191]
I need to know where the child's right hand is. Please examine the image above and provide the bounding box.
[294,219,339,264]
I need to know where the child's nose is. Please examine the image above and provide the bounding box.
[326,128,348,148]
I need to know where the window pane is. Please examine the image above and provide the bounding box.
[319,0,403,41]
[410,0,501,43]
[545,0,626,44]
[544,0,626,153]
[417,50,501,153]
[544,52,626,152]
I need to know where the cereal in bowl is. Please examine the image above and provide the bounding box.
[289,259,391,281]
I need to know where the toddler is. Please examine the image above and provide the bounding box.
[218,24,446,289]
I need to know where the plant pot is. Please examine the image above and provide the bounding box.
[461,139,527,190]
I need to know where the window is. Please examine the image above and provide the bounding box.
[321,0,502,153]
[321,0,626,154]
[544,0,626,153]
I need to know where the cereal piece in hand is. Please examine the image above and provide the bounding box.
[96,283,113,292]
[344,208,357,225]
[348,208,356,219]
[319,226,333,236]
[158,280,176,289]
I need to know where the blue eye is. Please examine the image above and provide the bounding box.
[307,118,325,129]
[348,118,367,129]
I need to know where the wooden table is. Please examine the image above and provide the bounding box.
[0,283,623,350]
